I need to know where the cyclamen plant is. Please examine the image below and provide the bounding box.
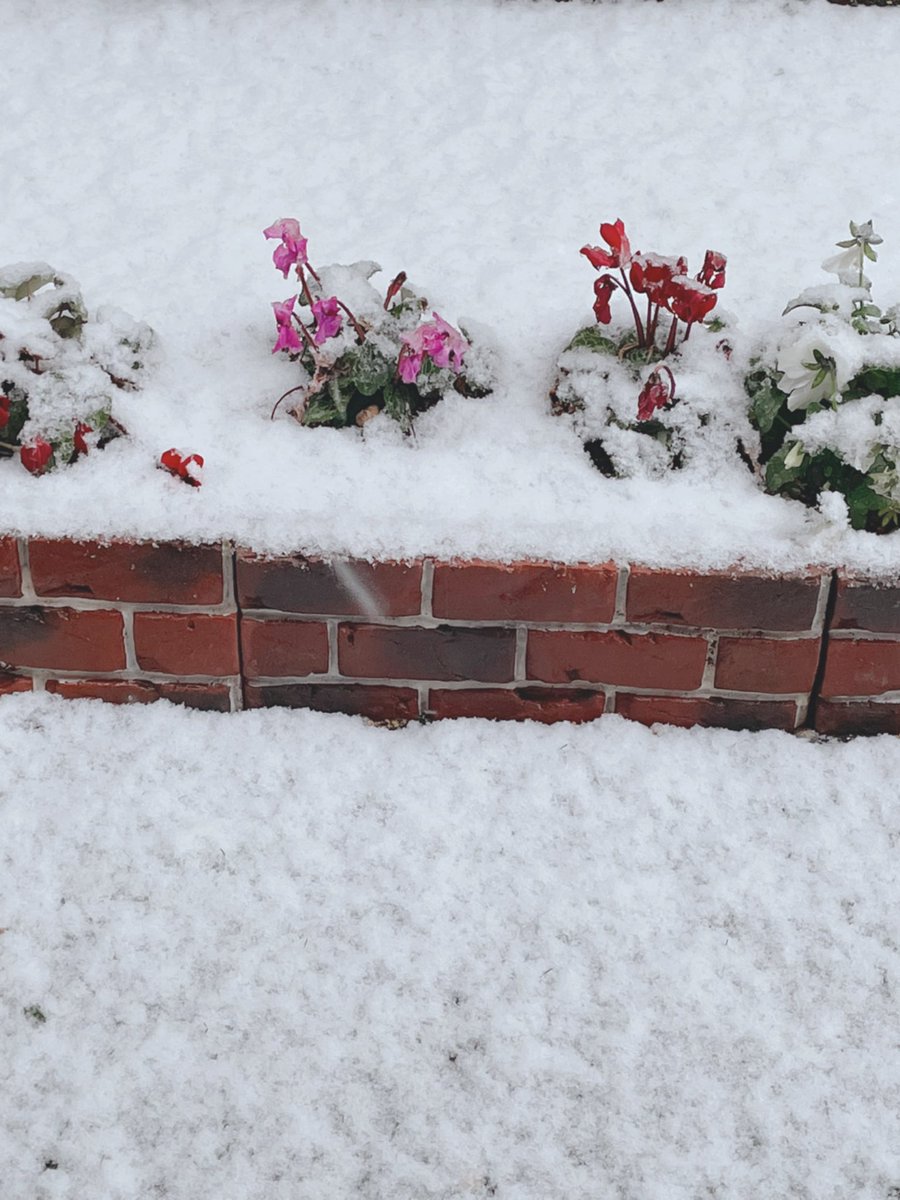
[746,220,900,532]
[264,218,491,433]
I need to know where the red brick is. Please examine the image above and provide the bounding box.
[527,629,707,689]
[626,567,822,631]
[339,623,515,683]
[814,699,900,737]
[0,538,21,597]
[614,693,799,731]
[820,637,900,698]
[0,672,31,695]
[45,678,231,711]
[0,607,125,671]
[133,612,239,676]
[831,575,900,634]
[237,552,422,616]
[244,682,419,721]
[240,618,328,677]
[427,686,607,723]
[714,636,821,694]
[29,539,224,604]
[431,559,617,623]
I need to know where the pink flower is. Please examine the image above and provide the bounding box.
[637,368,676,422]
[665,276,718,325]
[263,218,309,278]
[397,345,423,384]
[159,447,204,487]
[272,296,302,354]
[592,275,617,324]
[20,438,53,475]
[397,312,468,383]
[581,219,631,271]
[311,296,343,345]
[697,249,727,290]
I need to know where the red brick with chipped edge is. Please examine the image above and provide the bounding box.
[614,693,799,731]
[527,629,707,690]
[45,679,231,711]
[0,607,125,671]
[431,560,617,623]
[820,638,900,698]
[0,673,31,695]
[714,636,821,695]
[814,699,900,737]
[240,618,328,677]
[243,682,419,721]
[0,538,21,597]
[29,539,224,604]
[831,575,900,634]
[626,567,822,631]
[133,612,239,676]
[339,623,516,683]
[427,686,607,723]
[237,552,422,616]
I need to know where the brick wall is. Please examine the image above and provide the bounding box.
[2,536,898,734]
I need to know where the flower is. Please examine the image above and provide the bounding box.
[697,250,727,290]
[263,218,309,278]
[398,312,468,383]
[73,422,93,456]
[822,219,882,288]
[629,253,686,307]
[20,438,53,475]
[592,275,617,324]
[636,368,676,422]
[665,276,718,325]
[159,447,204,487]
[776,328,850,411]
[311,296,343,345]
[272,296,302,354]
[0,395,9,430]
[581,219,631,271]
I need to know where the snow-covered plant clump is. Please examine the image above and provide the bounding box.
[264,219,494,434]
[0,263,153,475]
[551,220,754,478]
[746,221,900,533]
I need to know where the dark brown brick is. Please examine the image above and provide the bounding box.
[714,636,821,695]
[432,559,617,623]
[814,699,900,737]
[339,623,515,683]
[832,575,900,634]
[240,618,328,677]
[0,538,21,597]
[820,637,900,698]
[0,607,125,671]
[244,682,419,721]
[29,539,224,604]
[614,693,799,731]
[0,672,31,695]
[527,628,707,689]
[133,612,239,676]
[237,552,422,616]
[427,686,607,723]
[626,567,822,631]
[45,678,231,711]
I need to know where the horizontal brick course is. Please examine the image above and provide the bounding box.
[432,560,617,623]
[0,607,125,671]
[814,699,900,737]
[614,693,800,732]
[241,618,328,678]
[527,629,707,690]
[820,638,900,699]
[0,538,21,597]
[626,567,822,631]
[0,672,31,695]
[244,682,419,721]
[29,539,224,605]
[133,612,239,677]
[714,636,820,695]
[339,623,516,683]
[44,678,232,711]
[427,686,607,723]
[831,575,900,633]
[237,553,422,617]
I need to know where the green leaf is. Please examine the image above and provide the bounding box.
[764,442,805,493]
[348,342,392,398]
[846,482,883,530]
[748,380,788,435]
[864,242,878,262]
[301,390,342,428]
[382,379,413,433]
[0,272,56,301]
[564,327,619,355]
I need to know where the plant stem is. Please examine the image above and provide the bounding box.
[664,314,679,356]
[619,268,645,345]
[337,299,367,343]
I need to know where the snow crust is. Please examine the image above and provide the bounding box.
[4,0,900,575]
[2,692,900,1199]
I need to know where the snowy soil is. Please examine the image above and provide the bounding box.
[4,0,900,574]
[3,692,900,1199]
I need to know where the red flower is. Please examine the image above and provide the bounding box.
[592,275,617,324]
[73,422,93,456]
[0,395,9,430]
[637,368,676,422]
[629,253,687,307]
[665,277,718,325]
[20,438,53,475]
[581,218,631,271]
[159,447,204,487]
[697,250,726,290]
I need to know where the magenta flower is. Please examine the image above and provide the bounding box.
[311,296,343,345]
[397,312,468,384]
[263,218,309,278]
[397,343,424,383]
[272,296,302,354]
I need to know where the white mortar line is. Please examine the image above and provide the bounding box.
[613,564,629,624]
[700,634,719,690]
[420,559,434,618]
[122,609,138,672]
[17,537,37,601]
[514,626,527,682]
[327,620,339,674]
[812,571,833,634]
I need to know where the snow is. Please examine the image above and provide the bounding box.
[3,0,900,574]
[2,690,900,1199]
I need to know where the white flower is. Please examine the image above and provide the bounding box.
[776,328,850,411]
[783,441,806,470]
[821,247,870,288]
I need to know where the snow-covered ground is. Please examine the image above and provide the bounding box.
[4,0,900,573]
[2,692,900,1200]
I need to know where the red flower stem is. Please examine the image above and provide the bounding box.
[303,261,321,284]
[337,299,367,343]
[664,314,679,356]
[618,269,645,345]
[683,321,694,342]
[291,312,324,361]
[270,383,309,420]
[659,364,676,399]
[298,268,316,308]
